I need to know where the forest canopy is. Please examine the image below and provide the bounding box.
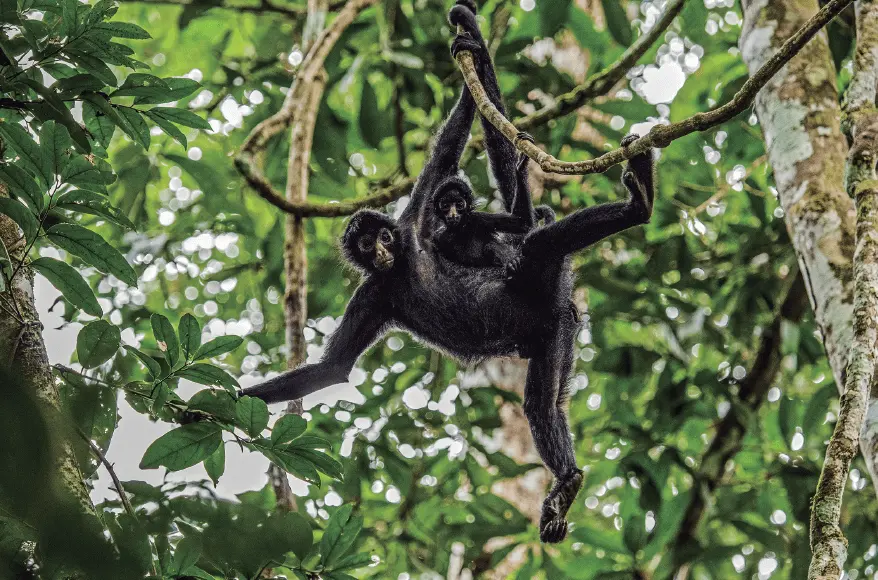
[0,0,876,579]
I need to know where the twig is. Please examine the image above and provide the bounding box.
[808,2,878,577]
[80,430,137,519]
[455,0,854,175]
[233,0,377,211]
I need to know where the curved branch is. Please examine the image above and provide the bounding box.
[455,0,854,175]
[233,0,377,211]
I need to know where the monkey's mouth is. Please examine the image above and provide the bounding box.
[375,256,394,271]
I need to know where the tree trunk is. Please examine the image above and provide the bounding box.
[740,0,878,492]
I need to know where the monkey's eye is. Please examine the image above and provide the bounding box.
[358,235,375,253]
[379,229,393,244]
[456,200,467,212]
[439,199,450,212]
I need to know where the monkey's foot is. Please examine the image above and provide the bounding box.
[622,171,651,222]
[451,34,483,59]
[455,0,477,13]
[539,469,583,544]
[621,133,640,148]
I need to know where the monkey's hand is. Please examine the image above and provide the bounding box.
[620,132,640,148]
[454,0,477,13]
[449,1,485,44]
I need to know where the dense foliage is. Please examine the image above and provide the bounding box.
[1,0,876,579]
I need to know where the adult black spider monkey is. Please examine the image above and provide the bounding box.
[243,0,655,543]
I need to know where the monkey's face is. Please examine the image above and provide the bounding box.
[435,189,469,227]
[357,226,396,272]
[342,210,399,274]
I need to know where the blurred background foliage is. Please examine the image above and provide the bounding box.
[1,0,876,578]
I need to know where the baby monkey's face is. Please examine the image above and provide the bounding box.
[436,189,470,226]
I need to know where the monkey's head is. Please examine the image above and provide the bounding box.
[432,177,474,228]
[342,210,399,274]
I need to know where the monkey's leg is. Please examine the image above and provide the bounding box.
[524,327,583,543]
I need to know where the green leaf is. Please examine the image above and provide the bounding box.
[0,163,44,211]
[93,21,151,39]
[178,314,201,360]
[142,109,187,147]
[31,257,101,316]
[269,449,321,486]
[55,73,107,95]
[60,155,108,193]
[46,223,137,285]
[111,73,170,98]
[163,153,225,196]
[54,189,136,230]
[187,388,236,421]
[293,449,344,481]
[204,443,225,485]
[286,435,332,451]
[151,313,180,368]
[169,535,202,575]
[177,363,239,393]
[271,414,307,446]
[146,107,210,130]
[0,198,38,242]
[359,80,392,149]
[330,552,374,573]
[320,504,363,568]
[124,345,162,379]
[235,396,269,438]
[114,106,151,149]
[134,77,201,105]
[728,519,785,552]
[82,100,117,150]
[67,50,118,87]
[40,120,72,181]
[193,335,243,360]
[140,423,223,471]
[539,0,572,37]
[600,0,633,46]
[76,320,121,368]
[0,121,50,186]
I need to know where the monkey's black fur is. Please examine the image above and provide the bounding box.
[422,176,527,267]
[243,0,656,544]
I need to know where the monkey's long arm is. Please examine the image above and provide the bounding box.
[469,211,530,234]
[449,2,520,212]
[242,280,390,404]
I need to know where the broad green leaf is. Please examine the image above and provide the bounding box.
[539,0,572,38]
[204,443,225,485]
[0,198,38,242]
[124,345,162,379]
[0,121,50,186]
[266,511,313,561]
[46,223,137,285]
[187,389,236,421]
[31,257,101,316]
[320,504,363,568]
[54,73,106,95]
[235,396,269,438]
[143,109,187,147]
[193,335,243,360]
[269,449,321,486]
[178,313,201,360]
[294,449,344,481]
[601,0,633,46]
[40,120,72,180]
[0,163,44,211]
[271,414,307,446]
[286,435,332,451]
[151,313,180,368]
[111,73,170,98]
[54,189,136,230]
[82,100,116,149]
[177,363,239,393]
[134,77,200,105]
[146,107,210,130]
[93,21,151,39]
[331,552,374,572]
[66,50,118,87]
[76,320,120,368]
[61,154,110,192]
[359,80,391,149]
[168,535,202,576]
[140,423,223,471]
[114,106,151,149]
